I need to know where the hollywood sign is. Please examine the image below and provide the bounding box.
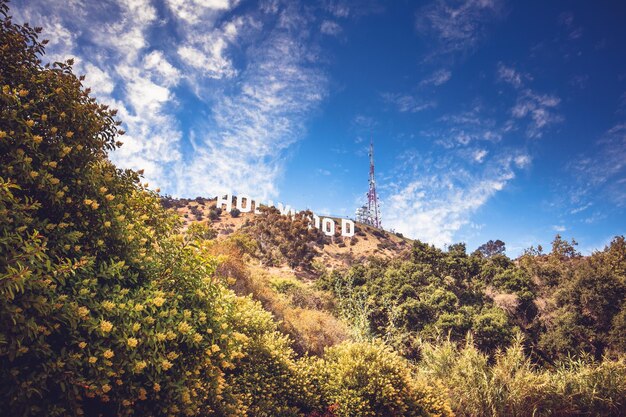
[216,194,355,238]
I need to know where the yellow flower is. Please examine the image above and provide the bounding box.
[152,297,165,307]
[88,356,98,364]
[134,361,147,372]
[193,334,203,343]
[33,135,43,144]
[211,344,220,353]
[77,306,90,317]
[91,201,99,210]
[50,127,58,134]
[99,187,108,194]
[19,89,29,97]
[167,351,179,360]
[153,383,161,392]
[0,131,6,139]
[155,332,166,342]
[105,194,115,201]
[41,114,47,121]
[25,120,34,127]
[79,342,87,349]
[66,131,74,138]
[100,320,113,333]
[102,301,115,311]
[161,359,172,370]
[178,321,191,334]
[127,338,138,348]
[138,387,147,401]
[29,171,39,179]
[134,304,144,312]
[102,384,111,393]
[103,349,114,359]
[132,322,141,332]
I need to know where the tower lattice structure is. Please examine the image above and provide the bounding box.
[355,138,382,228]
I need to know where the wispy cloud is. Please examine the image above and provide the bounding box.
[427,105,504,148]
[382,92,436,113]
[494,63,562,138]
[320,20,342,35]
[416,0,504,54]
[14,0,334,199]
[383,151,529,246]
[511,89,562,138]
[497,62,531,88]
[558,11,583,41]
[178,25,328,198]
[567,123,626,207]
[420,68,452,86]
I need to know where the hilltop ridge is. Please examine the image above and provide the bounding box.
[162,196,410,269]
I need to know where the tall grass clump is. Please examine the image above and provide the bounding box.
[418,334,626,417]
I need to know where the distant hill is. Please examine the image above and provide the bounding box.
[162,196,411,269]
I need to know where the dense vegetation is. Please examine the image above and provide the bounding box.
[0,4,450,416]
[319,236,626,363]
[1,2,625,416]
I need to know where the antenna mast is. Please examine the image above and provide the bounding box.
[356,136,382,228]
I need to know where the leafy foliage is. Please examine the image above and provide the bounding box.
[310,341,453,417]
[239,206,325,269]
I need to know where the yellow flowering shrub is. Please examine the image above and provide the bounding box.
[311,341,454,417]
[0,4,302,416]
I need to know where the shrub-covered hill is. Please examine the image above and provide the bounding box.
[1,2,625,416]
[163,196,410,269]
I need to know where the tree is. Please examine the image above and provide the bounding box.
[475,239,506,258]
[550,234,580,259]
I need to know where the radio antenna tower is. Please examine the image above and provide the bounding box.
[355,136,382,228]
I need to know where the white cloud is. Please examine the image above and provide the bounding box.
[567,123,626,207]
[14,0,332,199]
[420,68,452,86]
[552,225,566,232]
[384,153,525,247]
[320,20,342,35]
[177,42,236,79]
[497,62,531,88]
[165,0,237,25]
[382,92,436,113]
[429,106,504,148]
[143,51,181,87]
[176,26,327,198]
[514,154,531,168]
[83,63,115,96]
[416,0,504,53]
[473,149,488,163]
[511,89,562,138]
[558,11,583,41]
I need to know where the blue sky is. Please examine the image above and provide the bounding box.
[12,0,626,256]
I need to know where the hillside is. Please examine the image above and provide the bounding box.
[164,196,411,269]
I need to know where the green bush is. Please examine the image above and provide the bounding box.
[312,341,453,417]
